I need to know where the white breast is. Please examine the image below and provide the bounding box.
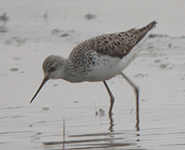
[85,46,142,82]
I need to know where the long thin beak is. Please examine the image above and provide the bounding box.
[30,77,48,103]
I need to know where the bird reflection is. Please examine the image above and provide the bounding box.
[108,113,114,132]
[108,112,140,132]
[136,115,140,131]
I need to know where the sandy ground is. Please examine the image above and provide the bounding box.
[1,0,185,150]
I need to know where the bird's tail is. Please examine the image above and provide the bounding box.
[138,21,157,33]
[128,20,157,46]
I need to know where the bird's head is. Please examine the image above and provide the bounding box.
[30,55,64,103]
[42,55,63,80]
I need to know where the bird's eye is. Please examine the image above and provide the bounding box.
[48,66,55,72]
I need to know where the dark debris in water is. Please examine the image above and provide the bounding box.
[0,26,8,33]
[13,57,21,61]
[5,37,27,46]
[51,29,75,38]
[16,38,27,46]
[149,34,185,39]
[159,64,167,69]
[134,74,148,78]
[10,66,19,72]
[149,34,168,38]
[0,13,9,21]
[60,33,69,37]
[51,29,62,35]
[84,14,96,20]
[95,108,105,116]
[154,59,162,63]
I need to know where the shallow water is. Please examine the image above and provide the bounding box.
[1,1,185,150]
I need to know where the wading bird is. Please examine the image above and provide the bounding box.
[30,21,157,130]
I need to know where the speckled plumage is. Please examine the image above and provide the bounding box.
[31,21,157,124]
[69,21,156,63]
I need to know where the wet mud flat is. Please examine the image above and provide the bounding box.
[1,35,185,150]
[1,1,185,149]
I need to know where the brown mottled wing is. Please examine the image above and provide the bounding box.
[69,21,157,63]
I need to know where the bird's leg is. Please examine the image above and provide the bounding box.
[103,81,115,131]
[103,81,115,116]
[120,72,140,131]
